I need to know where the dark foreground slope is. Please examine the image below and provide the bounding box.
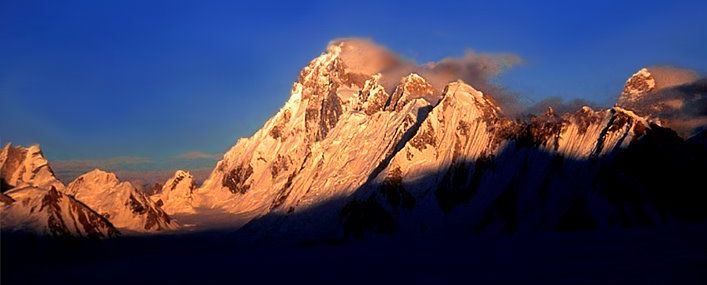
[3,224,707,284]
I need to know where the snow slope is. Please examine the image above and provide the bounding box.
[195,41,442,220]
[193,41,697,237]
[2,42,703,239]
[1,186,119,238]
[65,169,178,233]
[151,170,197,215]
[343,80,659,236]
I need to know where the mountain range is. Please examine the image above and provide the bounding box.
[2,40,706,239]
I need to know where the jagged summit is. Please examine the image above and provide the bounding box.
[64,169,121,192]
[441,80,502,117]
[615,67,705,137]
[358,73,389,115]
[194,44,674,236]
[151,170,196,215]
[1,186,119,238]
[387,73,436,111]
[0,143,64,191]
[618,68,656,106]
[4,42,705,240]
[65,169,177,232]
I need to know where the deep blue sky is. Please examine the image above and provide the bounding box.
[1,0,706,168]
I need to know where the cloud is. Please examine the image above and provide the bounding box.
[51,155,215,191]
[330,38,523,114]
[49,150,223,189]
[114,167,214,190]
[175,151,222,160]
[649,66,700,90]
[52,156,151,170]
[51,156,152,184]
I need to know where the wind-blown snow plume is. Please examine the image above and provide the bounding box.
[330,38,522,113]
[648,66,700,89]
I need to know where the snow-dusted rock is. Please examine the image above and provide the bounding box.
[6,42,701,239]
[195,41,438,218]
[615,67,706,137]
[1,144,64,191]
[386,73,436,111]
[151,170,197,215]
[65,169,178,233]
[1,186,119,238]
[618,68,656,106]
[196,41,688,238]
[342,79,661,235]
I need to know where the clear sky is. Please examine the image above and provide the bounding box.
[1,0,706,172]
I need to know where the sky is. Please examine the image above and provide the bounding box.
[1,0,706,178]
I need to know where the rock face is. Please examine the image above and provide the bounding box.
[194,42,706,239]
[0,186,119,238]
[151,170,196,215]
[341,82,661,236]
[195,42,441,219]
[617,68,656,106]
[386,73,436,111]
[0,144,64,192]
[64,169,178,233]
[3,42,705,239]
[616,67,707,137]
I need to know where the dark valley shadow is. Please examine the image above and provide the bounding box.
[3,127,707,285]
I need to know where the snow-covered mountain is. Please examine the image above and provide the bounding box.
[340,86,658,235]
[2,41,705,239]
[195,42,439,217]
[64,169,178,233]
[618,68,656,106]
[0,186,119,238]
[199,44,705,238]
[1,144,65,192]
[616,67,707,137]
[150,170,197,215]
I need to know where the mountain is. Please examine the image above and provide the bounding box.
[64,169,178,233]
[0,186,119,238]
[195,42,441,221]
[215,48,704,238]
[2,42,705,240]
[341,87,660,235]
[0,144,115,237]
[1,144,65,192]
[616,67,707,137]
[150,170,197,215]
[240,79,683,238]
[617,68,656,106]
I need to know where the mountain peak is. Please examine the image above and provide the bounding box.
[359,74,390,115]
[386,73,436,111]
[1,186,120,238]
[150,170,196,215]
[401,72,425,83]
[173,169,192,179]
[79,169,121,187]
[1,143,64,191]
[444,80,489,104]
[436,80,503,123]
[618,68,656,106]
[66,169,177,232]
[400,73,434,93]
[612,106,651,126]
